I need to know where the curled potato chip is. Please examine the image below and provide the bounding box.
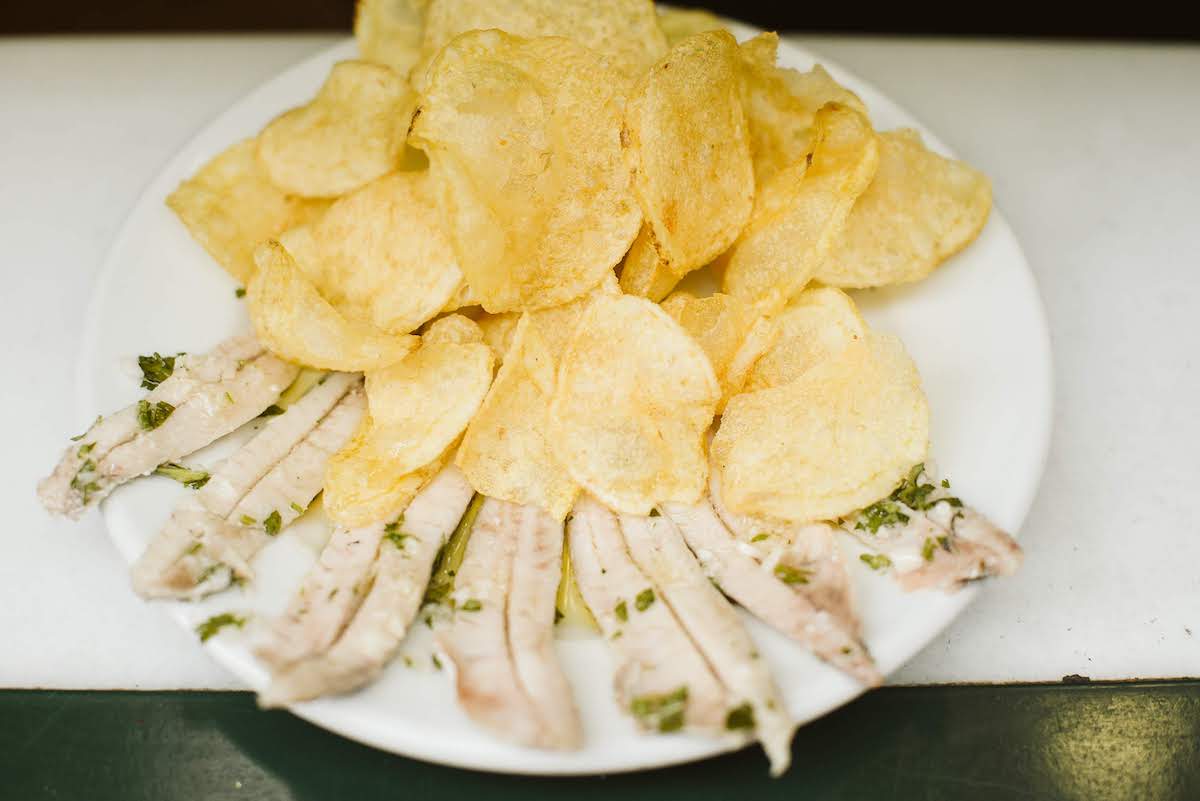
[660,291,754,405]
[166,139,328,283]
[476,312,520,364]
[623,30,754,280]
[257,61,415,198]
[742,286,866,392]
[413,0,666,89]
[457,315,579,520]
[410,30,641,312]
[549,295,720,514]
[354,0,428,76]
[818,129,992,288]
[421,313,483,344]
[720,103,880,317]
[309,171,462,334]
[713,333,929,523]
[738,33,868,184]
[325,429,453,527]
[248,241,418,371]
[324,339,493,526]
[439,280,477,313]
[617,227,680,301]
[657,7,724,45]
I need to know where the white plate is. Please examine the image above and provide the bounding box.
[80,25,1052,775]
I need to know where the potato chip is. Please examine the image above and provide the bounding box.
[720,103,879,317]
[248,240,418,371]
[623,30,754,279]
[527,271,620,360]
[742,286,866,392]
[549,295,720,514]
[456,315,579,520]
[657,7,724,45]
[439,280,477,313]
[475,312,520,364]
[354,0,428,76]
[712,333,929,523]
[166,139,328,283]
[720,315,780,408]
[660,291,753,405]
[325,432,453,527]
[410,31,641,312]
[617,227,681,301]
[257,61,415,198]
[421,313,483,344]
[817,129,992,288]
[413,0,666,89]
[737,33,868,184]
[308,171,462,334]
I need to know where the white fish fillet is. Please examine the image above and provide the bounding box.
[569,495,729,734]
[259,466,475,705]
[40,335,297,519]
[664,499,880,686]
[131,374,363,599]
[619,512,796,776]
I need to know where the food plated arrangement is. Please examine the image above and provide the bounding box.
[40,0,1044,776]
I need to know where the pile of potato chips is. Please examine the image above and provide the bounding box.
[167,0,992,527]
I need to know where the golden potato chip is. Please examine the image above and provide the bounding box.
[410,31,641,312]
[817,129,992,288]
[166,139,328,283]
[660,291,753,405]
[720,103,879,317]
[354,0,428,76]
[439,280,477,313]
[623,30,754,279]
[457,315,579,520]
[742,286,866,392]
[720,315,779,408]
[527,271,620,360]
[325,431,453,527]
[476,312,519,364]
[549,295,720,514]
[617,227,681,301]
[324,339,493,525]
[712,333,929,523]
[413,0,666,89]
[248,241,418,371]
[421,313,483,344]
[309,171,462,334]
[257,61,415,198]
[737,33,868,183]
[657,7,724,46]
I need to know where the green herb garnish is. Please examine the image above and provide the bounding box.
[773,564,811,585]
[461,599,482,612]
[138,353,176,390]
[235,287,247,299]
[290,502,305,514]
[725,703,756,731]
[384,518,414,549]
[921,538,936,562]
[431,654,443,671]
[859,553,892,571]
[77,442,94,458]
[614,600,628,622]
[136,399,175,431]
[856,500,909,534]
[196,613,246,642]
[631,686,689,733]
[750,533,770,543]
[424,494,483,605]
[70,460,101,505]
[263,510,282,536]
[239,515,256,526]
[70,416,102,441]
[635,588,656,612]
[154,462,210,489]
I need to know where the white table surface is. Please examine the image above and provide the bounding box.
[2,34,1198,690]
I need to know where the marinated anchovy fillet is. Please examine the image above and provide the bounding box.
[569,495,728,734]
[438,498,581,750]
[663,498,880,686]
[259,466,475,705]
[619,511,796,776]
[131,374,363,599]
[40,335,298,519]
[843,464,1022,592]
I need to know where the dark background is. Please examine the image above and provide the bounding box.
[3,0,1196,40]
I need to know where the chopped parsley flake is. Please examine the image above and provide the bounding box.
[922,538,937,562]
[635,588,656,612]
[942,478,951,488]
[290,502,305,514]
[136,400,175,431]
[70,417,102,442]
[186,542,203,556]
[431,654,443,671]
[856,500,909,534]
[70,460,101,504]
[614,600,628,622]
[383,519,415,549]
[774,564,811,585]
[138,353,176,390]
[224,391,234,404]
[263,510,282,536]
[860,553,893,571]
[750,533,770,543]
[461,599,482,612]
[725,703,756,731]
[631,686,688,733]
[77,442,94,458]
[154,462,210,489]
[196,613,246,642]
[239,515,256,526]
[235,287,247,298]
